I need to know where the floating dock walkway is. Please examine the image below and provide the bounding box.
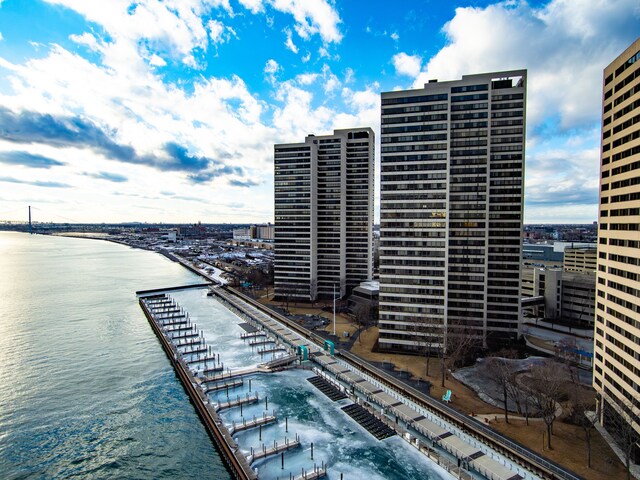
[241,331,266,340]
[292,466,327,480]
[203,379,243,394]
[248,436,301,464]
[216,393,259,412]
[229,414,277,435]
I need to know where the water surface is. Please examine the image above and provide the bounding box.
[0,232,228,480]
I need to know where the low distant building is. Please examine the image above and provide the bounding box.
[233,227,252,240]
[563,247,596,273]
[348,280,379,323]
[522,244,564,264]
[179,223,207,238]
[256,224,274,241]
[524,267,596,329]
[233,224,274,242]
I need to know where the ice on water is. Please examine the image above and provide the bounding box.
[171,288,449,480]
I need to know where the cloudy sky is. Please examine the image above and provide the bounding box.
[0,0,638,224]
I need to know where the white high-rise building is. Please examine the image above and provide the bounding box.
[378,70,526,352]
[274,128,374,301]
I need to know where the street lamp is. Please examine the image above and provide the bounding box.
[333,283,337,337]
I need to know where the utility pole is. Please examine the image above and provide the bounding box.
[28,205,32,234]
[333,283,336,337]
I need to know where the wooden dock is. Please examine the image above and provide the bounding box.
[202,366,265,383]
[248,437,301,464]
[229,414,276,435]
[169,331,200,340]
[202,365,224,375]
[292,466,327,480]
[216,394,259,411]
[241,331,266,340]
[163,324,194,333]
[180,346,208,356]
[154,310,183,317]
[257,346,286,355]
[159,317,188,326]
[174,337,202,348]
[186,354,216,365]
[203,379,243,394]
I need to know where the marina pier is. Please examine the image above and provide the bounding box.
[138,287,325,480]
[139,291,258,480]
[138,282,583,480]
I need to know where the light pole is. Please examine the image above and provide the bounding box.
[333,283,337,337]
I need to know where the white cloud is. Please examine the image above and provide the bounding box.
[263,58,281,85]
[392,52,422,77]
[295,73,319,85]
[390,32,399,41]
[238,0,263,14]
[148,53,167,66]
[208,19,225,43]
[272,81,333,139]
[321,64,340,94]
[344,67,354,84]
[208,18,236,44]
[411,0,640,132]
[264,58,280,74]
[0,35,276,221]
[283,27,298,53]
[0,32,4,42]
[269,0,342,43]
[69,32,100,51]
[301,51,311,62]
[44,0,235,70]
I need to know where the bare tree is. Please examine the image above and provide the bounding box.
[440,323,481,388]
[568,398,598,469]
[526,360,568,450]
[277,283,296,313]
[559,345,599,469]
[602,396,639,480]
[483,350,519,423]
[519,385,533,426]
[352,302,371,344]
[407,318,442,378]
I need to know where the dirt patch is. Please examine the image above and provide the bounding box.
[490,417,626,480]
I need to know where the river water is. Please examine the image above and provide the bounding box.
[0,232,446,480]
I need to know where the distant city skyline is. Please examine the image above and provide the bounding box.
[0,0,638,224]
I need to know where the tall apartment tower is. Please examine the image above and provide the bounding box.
[594,37,640,462]
[274,128,374,301]
[379,70,526,352]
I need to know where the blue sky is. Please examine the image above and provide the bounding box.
[0,0,638,224]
